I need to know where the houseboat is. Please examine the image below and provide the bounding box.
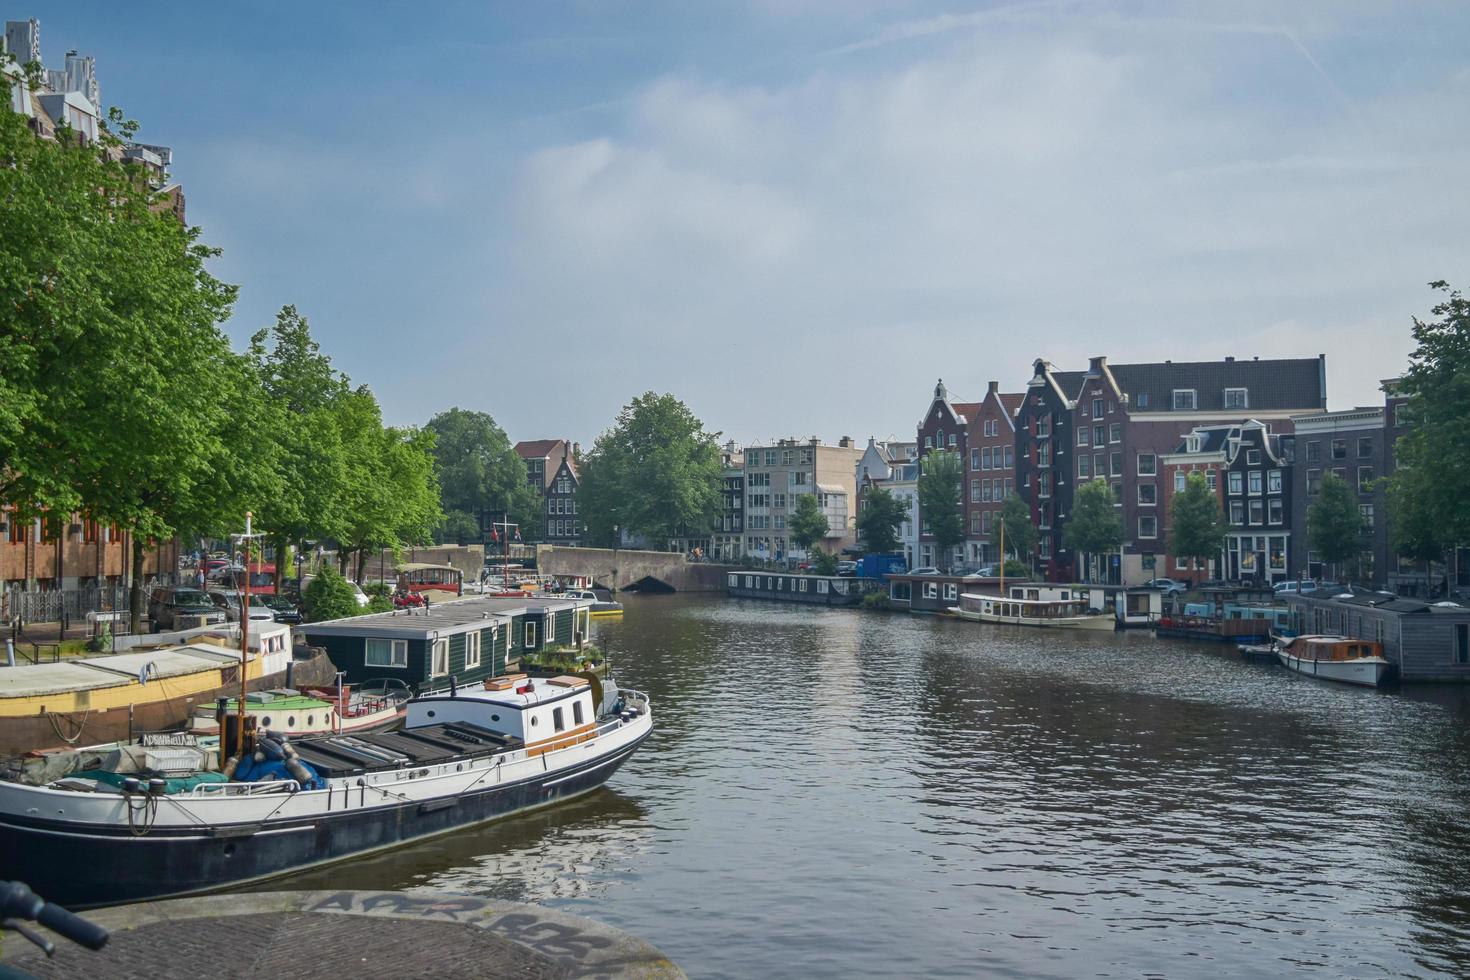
[1115,587,1164,628]
[1268,634,1391,687]
[565,588,624,618]
[956,590,1116,631]
[1279,591,1470,682]
[0,622,333,755]
[726,571,867,606]
[301,593,594,692]
[0,672,652,908]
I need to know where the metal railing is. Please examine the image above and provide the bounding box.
[3,585,131,627]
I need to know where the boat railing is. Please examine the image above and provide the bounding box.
[189,779,301,797]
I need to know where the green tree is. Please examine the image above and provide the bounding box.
[856,486,906,554]
[789,493,830,554]
[991,494,1038,572]
[424,408,540,542]
[577,393,722,548]
[917,450,964,571]
[809,548,838,575]
[248,305,352,589]
[3,109,247,629]
[437,510,482,546]
[301,565,362,623]
[1168,473,1225,579]
[1387,461,1445,594]
[1064,479,1124,581]
[1308,472,1366,582]
[1383,281,1470,569]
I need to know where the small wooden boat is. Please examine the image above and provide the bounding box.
[1272,634,1390,687]
[188,680,409,737]
[956,592,1116,631]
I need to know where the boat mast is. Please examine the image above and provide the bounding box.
[235,512,258,760]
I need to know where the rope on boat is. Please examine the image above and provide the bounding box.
[45,709,91,746]
[124,791,159,837]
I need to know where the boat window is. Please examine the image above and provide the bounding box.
[365,638,408,668]
[530,714,539,727]
[818,580,829,594]
[261,716,271,727]
[553,707,565,732]
[431,639,449,677]
[573,701,584,725]
[287,716,296,727]
[524,622,537,648]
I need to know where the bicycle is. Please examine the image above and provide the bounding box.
[0,881,108,978]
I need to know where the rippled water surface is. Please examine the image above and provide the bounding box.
[279,595,1470,977]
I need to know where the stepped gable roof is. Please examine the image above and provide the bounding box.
[1107,357,1324,412]
[514,439,565,459]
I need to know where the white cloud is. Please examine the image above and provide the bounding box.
[466,4,1470,441]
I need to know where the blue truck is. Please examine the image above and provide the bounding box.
[855,553,907,581]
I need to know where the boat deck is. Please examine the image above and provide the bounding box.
[292,723,523,779]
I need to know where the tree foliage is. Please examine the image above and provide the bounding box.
[424,408,540,540]
[856,486,906,554]
[788,493,829,553]
[1308,472,1365,577]
[1168,473,1225,573]
[301,565,362,623]
[992,494,1037,566]
[1385,281,1470,556]
[1064,479,1124,568]
[577,393,722,548]
[917,450,964,571]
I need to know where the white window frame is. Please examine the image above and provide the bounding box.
[943,583,958,601]
[1137,453,1156,476]
[524,621,537,648]
[923,583,938,599]
[545,612,555,643]
[1137,483,1156,506]
[364,638,407,669]
[1224,387,1248,410]
[1138,515,1158,539]
[430,639,449,678]
[1172,389,1197,411]
[465,630,481,669]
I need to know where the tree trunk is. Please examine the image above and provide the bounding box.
[338,548,350,577]
[273,533,287,593]
[128,532,145,635]
[355,548,367,585]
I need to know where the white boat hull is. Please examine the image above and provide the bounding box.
[955,608,1116,631]
[1276,649,1389,687]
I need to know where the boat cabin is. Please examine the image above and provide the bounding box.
[1115,587,1164,627]
[396,562,463,598]
[302,594,593,692]
[1283,635,1385,662]
[405,673,597,752]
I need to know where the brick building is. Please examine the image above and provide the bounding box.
[513,439,580,545]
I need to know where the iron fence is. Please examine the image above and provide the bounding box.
[2,585,131,627]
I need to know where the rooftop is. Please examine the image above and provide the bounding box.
[301,593,589,639]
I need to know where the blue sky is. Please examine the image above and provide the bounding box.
[19,2,1470,446]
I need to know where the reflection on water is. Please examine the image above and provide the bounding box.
[270,595,1470,978]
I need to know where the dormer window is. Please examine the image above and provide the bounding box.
[1224,387,1249,410]
[1172,389,1197,411]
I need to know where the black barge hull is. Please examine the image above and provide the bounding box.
[0,731,648,909]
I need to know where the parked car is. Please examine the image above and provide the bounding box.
[261,595,303,625]
[1142,577,1188,596]
[148,587,228,632]
[206,590,277,625]
[835,560,858,577]
[349,582,370,607]
[908,567,942,576]
[1273,580,1321,595]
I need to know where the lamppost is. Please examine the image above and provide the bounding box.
[611,524,619,595]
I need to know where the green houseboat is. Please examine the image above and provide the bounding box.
[301,594,594,692]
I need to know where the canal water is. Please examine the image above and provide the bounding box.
[277,595,1470,977]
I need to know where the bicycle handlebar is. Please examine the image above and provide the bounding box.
[0,881,109,952]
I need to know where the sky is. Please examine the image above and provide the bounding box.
[18,1,1470,448]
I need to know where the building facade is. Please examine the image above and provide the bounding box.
[915,381,982,570]
[742,438,862,560]
[1014,361,1086,581]
[711,442,745,561]
[513,439,580,545]
[965,382,1024,569]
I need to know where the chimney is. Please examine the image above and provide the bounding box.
[839,436,854,449]
[987,380,999,396]
[1224,356,1234,362]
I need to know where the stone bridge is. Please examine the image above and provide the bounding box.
[535,545,735,593]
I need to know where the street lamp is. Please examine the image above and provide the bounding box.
[612,524,619,595]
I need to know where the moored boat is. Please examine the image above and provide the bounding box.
[565,588,624,617]
[956,592,1116,631]
[187,680,409,737]
[1272,634,1391,687]
[0,672,651,908]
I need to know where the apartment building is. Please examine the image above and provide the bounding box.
[743,437,862,560]
[514,439,580,545]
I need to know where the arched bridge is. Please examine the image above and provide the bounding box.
[535,546,735,593]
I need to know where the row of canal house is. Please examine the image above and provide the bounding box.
[302,594,594,693]
[896,355,1331,586]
